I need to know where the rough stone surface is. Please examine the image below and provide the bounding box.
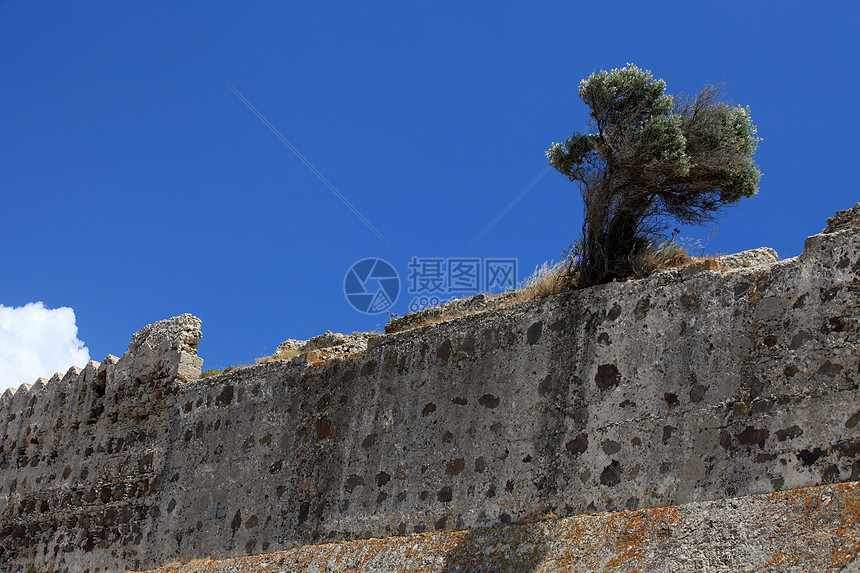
[274,333,378,368]
[137,480,860,572]
[823,202,860,234]
[1,206,859,572]
[114,314,203,383]
[274,340,305,355]
[276,331,376,360]
[385,292,520,334]
[714,247,779,270]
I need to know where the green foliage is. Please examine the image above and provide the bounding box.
[200,369,223,378]
[547,63,761,285]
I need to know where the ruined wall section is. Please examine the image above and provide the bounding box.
[0,315,203,572]
[0,206,859,572]
[144,203,860,567]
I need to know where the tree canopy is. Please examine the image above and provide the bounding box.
[547,63,761,285]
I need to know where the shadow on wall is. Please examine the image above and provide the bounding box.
[440,522,551,572]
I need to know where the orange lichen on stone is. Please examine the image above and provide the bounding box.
[597,505,680,570]
[135,482,860,573]
[841,482,860,523]
[762,552,787,567]
[828,484,860,566]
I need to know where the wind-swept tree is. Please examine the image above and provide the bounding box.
[547,63,761,285]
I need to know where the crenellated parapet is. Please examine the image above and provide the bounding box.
[0,314,205,571]
[0,314,203,433]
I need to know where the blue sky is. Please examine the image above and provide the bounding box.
[1,2,857,384]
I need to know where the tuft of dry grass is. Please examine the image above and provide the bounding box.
[385,241,713,334]
[222,364,253,373]
[256,347,301,365]
[630,241,693,278]
[515,260,576,301]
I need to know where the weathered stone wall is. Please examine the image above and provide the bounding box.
[0,315,204,572]
[138,481,860,573]
[1,205,859,573]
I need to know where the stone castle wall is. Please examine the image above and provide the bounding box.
[1,205,859,572]
[139,481,860,573]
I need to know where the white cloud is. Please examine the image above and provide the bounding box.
[0,302,90,392]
